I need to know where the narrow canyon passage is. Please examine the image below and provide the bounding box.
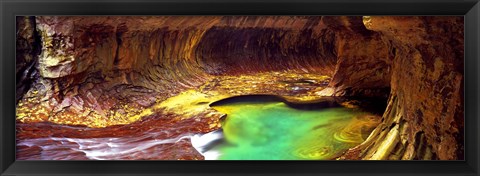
[15,16,464,160]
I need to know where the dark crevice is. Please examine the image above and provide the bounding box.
[113,33,121,68]
[113,23,128,70]
[16,16,42,104]
[413,131,426,160]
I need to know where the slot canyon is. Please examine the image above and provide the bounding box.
[15,16,464,160]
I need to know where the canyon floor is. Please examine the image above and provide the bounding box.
[16,71,383,160]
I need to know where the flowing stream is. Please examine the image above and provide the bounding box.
[17,97,381,160]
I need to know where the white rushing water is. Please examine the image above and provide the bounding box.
[190,129,225,160]
[18,133,195,160]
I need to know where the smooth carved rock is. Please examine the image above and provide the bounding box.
[344,16,463,160]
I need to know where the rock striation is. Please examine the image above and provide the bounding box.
[347,16,464,160]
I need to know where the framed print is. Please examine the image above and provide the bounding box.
[1,0,479,175]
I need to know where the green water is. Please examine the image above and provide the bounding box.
[211,101,379,160]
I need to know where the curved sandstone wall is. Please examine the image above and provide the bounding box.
[354,16,464,160]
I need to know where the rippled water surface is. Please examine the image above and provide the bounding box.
[16,115,210,160]
[208,101,380,160]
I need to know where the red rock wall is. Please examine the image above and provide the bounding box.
[324,16,393,98]
[366,16,464,160]
[32,16,340,91]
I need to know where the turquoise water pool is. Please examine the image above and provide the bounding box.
[208,100,380,160]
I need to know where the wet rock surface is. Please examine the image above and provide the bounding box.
[16,112,215,160]
[364,16,463,160]
[16,16,463,160]
[340,16,463,160]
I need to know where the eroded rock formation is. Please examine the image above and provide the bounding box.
[346,16,464,160]
[16,16,463,160]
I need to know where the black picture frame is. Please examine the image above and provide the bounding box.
[1,0,479,175]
